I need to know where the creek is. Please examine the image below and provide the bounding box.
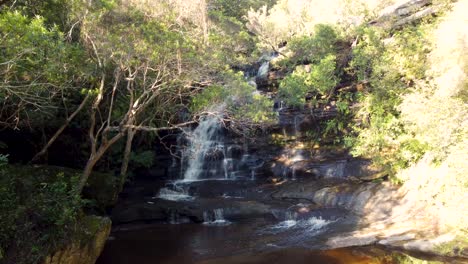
[96,59,463,264]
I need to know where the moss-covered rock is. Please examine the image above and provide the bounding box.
[0,165,118,263]
[433,235,468,259]
[42,216,111,264]
[3,165,119,210]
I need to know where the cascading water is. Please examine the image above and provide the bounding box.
[203,208,230,225]
[257,61,270,79]
[157,183,193,201]
[179,112,263,182]
[183,112,225,181]
[294,116,301,137]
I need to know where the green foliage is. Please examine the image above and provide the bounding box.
[0,11,91,128]
[277,24,344,108]
[278,72,309,107]
[348,23,434,176]
[0,166,84,264]
[288,24,342,65]
[0,11,85,83]
[130,150,155,169]
[191,85,227,113]
[0,154,8,167]
[210,0,277,22]
[347,26,385,81]
[190,71,276,127]
[305,55,339,95]
[0,0,72,31]
[279,54,339,107]
[207,12,257,66]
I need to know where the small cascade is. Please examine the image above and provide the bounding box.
[223,158,233,179]
[275,100,285,111]
[291,167,297,181]
[157,186,193,201]
[306,216,331,232]
[183,111,225,181]
[203,208,230,225]
[169,211,178,224]
[294,116,301,137]
[269,211,298,229]
[265,212,334,234]
[257,61,270,79]
[168,211,190,224]
[285,211,298,221]
[282,166,289,179]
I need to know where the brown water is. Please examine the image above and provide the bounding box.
[96,221,415,264]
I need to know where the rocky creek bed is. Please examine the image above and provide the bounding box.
[97,174,467,264]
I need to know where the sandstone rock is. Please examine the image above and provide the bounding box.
[42,216,111,264]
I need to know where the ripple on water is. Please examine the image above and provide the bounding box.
[262,216,336,234]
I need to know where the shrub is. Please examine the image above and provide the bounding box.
[279,54,339,107]
[0,166,84,264]
[190,71,276,131]
[348,23,433,176]
[288,24,341,65]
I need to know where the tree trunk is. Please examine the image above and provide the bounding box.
[31,94,90,163]
[78,132,125,194]
[119,128,135,191]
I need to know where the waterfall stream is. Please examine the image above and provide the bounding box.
[183,113,225,181]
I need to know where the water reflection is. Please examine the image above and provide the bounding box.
[96,221,417,264]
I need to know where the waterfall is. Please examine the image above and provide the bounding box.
[157,186,193,201]
[257,61,270,79]
[183,112,224,181]
[179,109,262,181]
[203,208,230,225]
[214,208,225,222]
[294,116,301,137]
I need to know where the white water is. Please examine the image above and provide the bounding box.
[294,115,301,137]
[257,61,270,79]
[157,187,193,201]
[184,112,224,181]
[203,208,230,225]
[267,215,333,233]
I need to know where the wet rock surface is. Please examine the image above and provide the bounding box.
[106,102,465,262]
[43,216,111,264]
[109,172,467,262]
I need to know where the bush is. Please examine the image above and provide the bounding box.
[348,23,433,176]
[279,54,339,107]
[190,71,276,130]
[0,154,8,167]
[347,26,385,81]
[130,150,155,169]
[288,24,341,65]
[0,166,84,264]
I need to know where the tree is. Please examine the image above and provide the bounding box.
[0,11,90,130]
[76,3,203,192]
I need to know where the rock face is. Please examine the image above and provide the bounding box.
[370,0,441,30]
[42,216,111,264]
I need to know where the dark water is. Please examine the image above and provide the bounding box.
[96,220,412,264]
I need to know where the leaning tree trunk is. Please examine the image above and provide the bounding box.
[31,94,90,163]
[119,128,135,192]
[78,132,124,193]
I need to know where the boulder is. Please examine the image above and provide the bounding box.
[42,216,111,264]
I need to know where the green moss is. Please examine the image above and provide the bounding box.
[433,234,468,258]
[0,165,117,264]
[393,254,443,264]
[74,215,112,246]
